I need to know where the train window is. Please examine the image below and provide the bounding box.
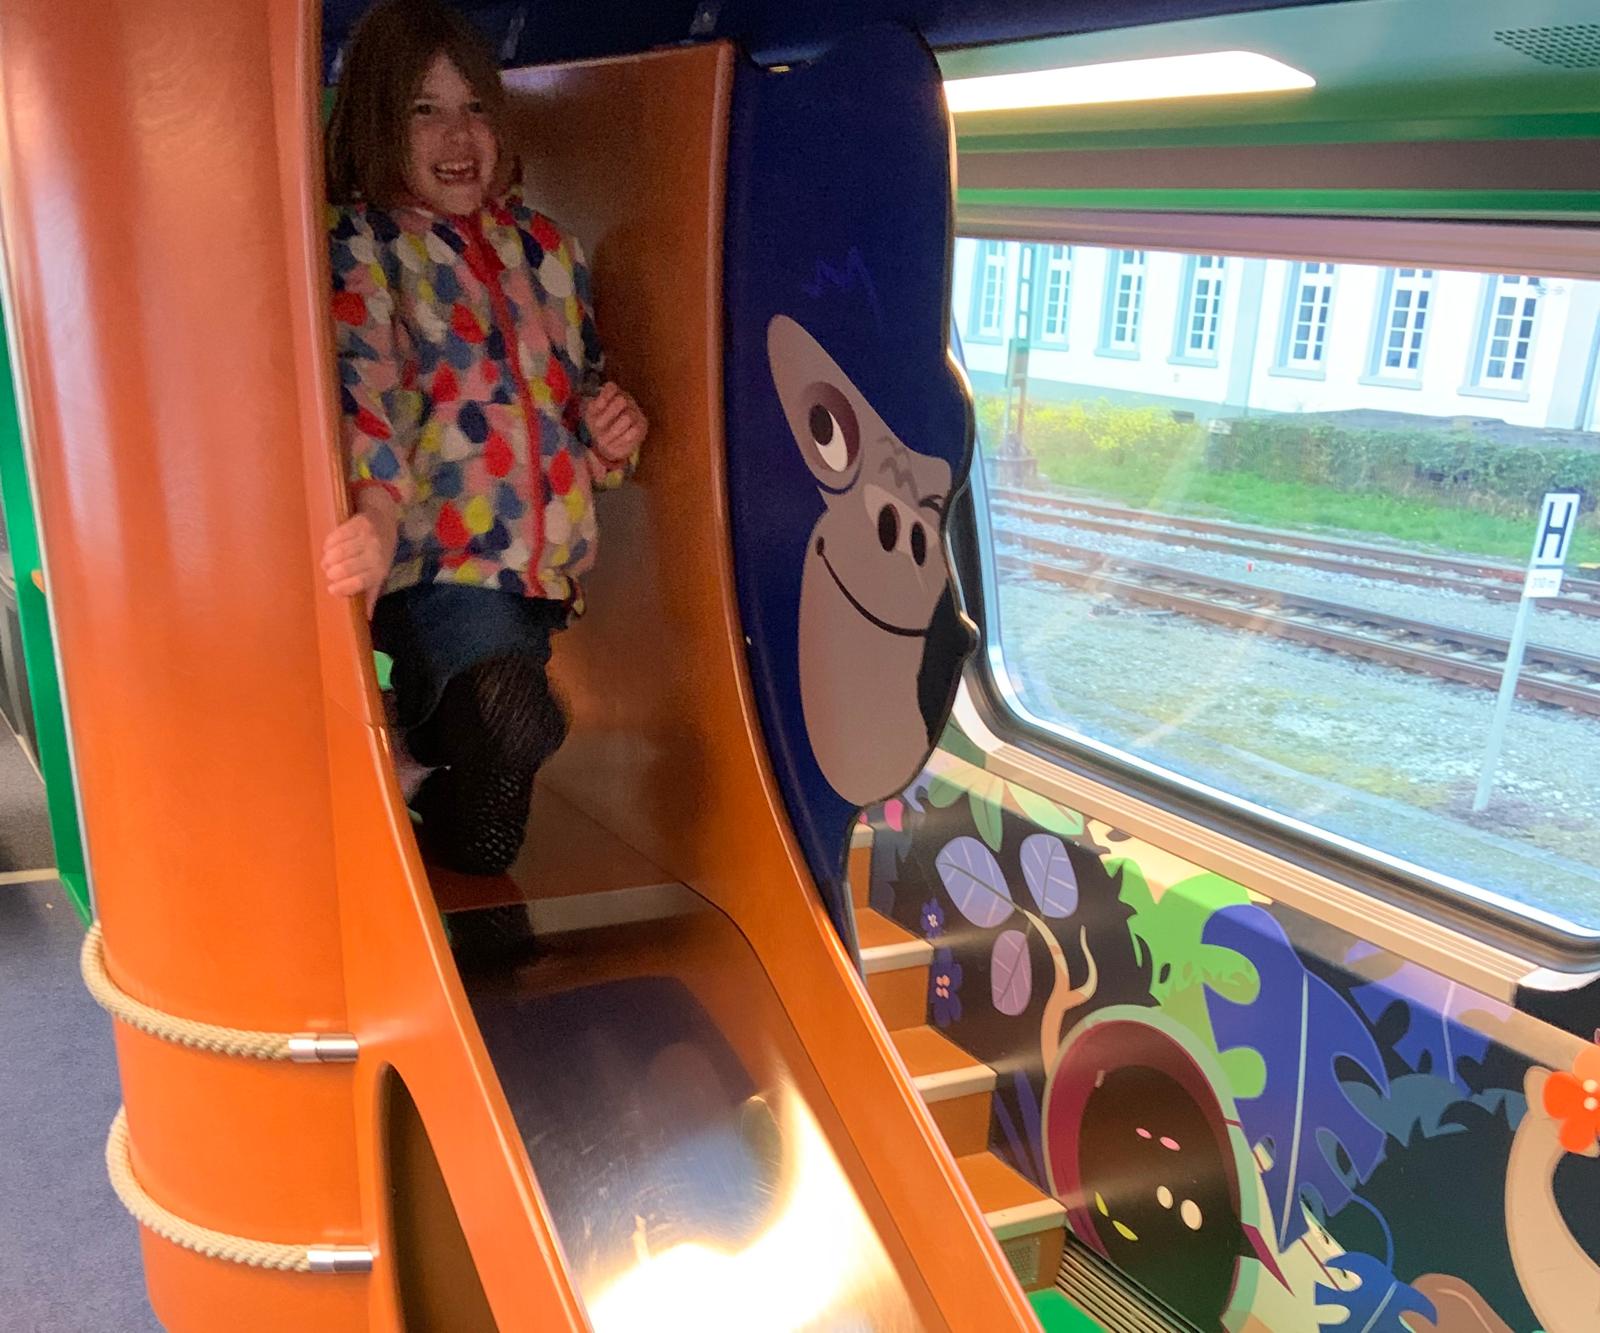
[953,236,1600,934]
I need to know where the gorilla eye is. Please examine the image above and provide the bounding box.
[910,522,927,566]
[877,504,899,552]
[803,382,859,474]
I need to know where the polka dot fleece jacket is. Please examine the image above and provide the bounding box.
[330,189,636,612]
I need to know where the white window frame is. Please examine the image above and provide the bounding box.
[1276,261,1336,377]
[1038,244,1072,345]
[1366,267,1434,384]
[1467,274,1543,399]
[1098,249,1145,357]
[970,240,1009,344]
[1172,254,1225,365]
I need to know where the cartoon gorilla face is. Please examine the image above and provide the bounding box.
[767,314,953,805]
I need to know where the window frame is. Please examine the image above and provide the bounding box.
[1271,259,1337,380]
[966,239,1009,345]
[1463,273,1544,402]
[1169,253,1226,367]
[1036,243,1072,346]
[951,214,1600,962]
[1096,248,1146,359]
[1361,266,1435,388]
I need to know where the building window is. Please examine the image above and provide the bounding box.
[1371,267,1434,379]
[1174,254,1225,363]
[1278,262,1336,374]
[1038,245,1072,344]
[1471,274,1542,394]
[1099,249,1146,356]
[969,241,1009,343]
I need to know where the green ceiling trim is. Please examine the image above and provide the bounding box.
[958,112,1600,154]
[955,187,1600,221]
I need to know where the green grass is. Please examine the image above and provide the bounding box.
[1030,450,1600,566]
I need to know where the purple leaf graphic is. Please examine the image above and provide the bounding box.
[935,837,1014,929]
[1020,833,1078,918]
[991,930,1033,1016]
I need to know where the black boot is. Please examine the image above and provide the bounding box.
[446,903,540,969]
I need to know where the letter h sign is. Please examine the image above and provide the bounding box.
[1525,491,1580,599]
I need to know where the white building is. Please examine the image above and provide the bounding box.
[952,239,1600,434]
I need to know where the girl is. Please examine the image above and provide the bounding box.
[321,0,647,877]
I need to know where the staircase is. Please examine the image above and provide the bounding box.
[850,825,1068,1293]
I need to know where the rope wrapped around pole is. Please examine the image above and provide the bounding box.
[79,922,356,1062]
[104,1108,373,1274]
[85,918,371,1273]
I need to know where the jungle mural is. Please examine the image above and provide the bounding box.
[867,722,1600,1333]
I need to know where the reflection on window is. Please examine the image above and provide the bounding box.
[1280,262,1335,372]
[972,241,1008,341]
[954,234,1600,933]
[1373,267,1433,378]
[1178,255,1225,361]
[1040,245,1072,344]
[1474,274,1542,393]
[1101,249,1145,354]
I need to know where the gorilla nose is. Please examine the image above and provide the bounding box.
[877,504,899,552]
[878,503,929,567]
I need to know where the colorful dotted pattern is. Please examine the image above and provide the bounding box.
[331,190,630,610]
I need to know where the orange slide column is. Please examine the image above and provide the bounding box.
[0,3,357,1327]
[0,1,592,1327]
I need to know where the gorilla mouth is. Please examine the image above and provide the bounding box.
[816,538,928,638]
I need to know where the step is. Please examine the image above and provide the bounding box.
[857,907,932,973]
[857,908,933,1030]
[892,1025,997,1101]
[849,820,873,908]
[891,1025,997,1156]
[958,1151,1070,1293]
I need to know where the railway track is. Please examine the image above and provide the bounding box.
[993,525,1600,718]
[992,488,1600,618]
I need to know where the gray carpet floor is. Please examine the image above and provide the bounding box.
[0,729,160,1329]
[0,725,55,873]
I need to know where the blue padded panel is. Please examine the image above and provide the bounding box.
[723,27,976,951]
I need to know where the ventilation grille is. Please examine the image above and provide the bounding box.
[1493,24,1600,68]
[1056,1235,1196,1333]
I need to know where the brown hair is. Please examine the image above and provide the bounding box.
[325,0,512,207]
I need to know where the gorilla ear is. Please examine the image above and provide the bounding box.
[767,314,866,489]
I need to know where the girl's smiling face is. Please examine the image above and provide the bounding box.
[404,53,498,215]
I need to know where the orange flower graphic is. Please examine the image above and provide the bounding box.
[1543,1044,1600,1153]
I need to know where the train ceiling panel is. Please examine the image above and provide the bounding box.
[320,0,1348,75]
[1494,22,1600,69]
[322,1,1600,146]
[940,0,1600,146]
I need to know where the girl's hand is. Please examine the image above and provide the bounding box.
[322,500,398,617]
[583,382,648,464]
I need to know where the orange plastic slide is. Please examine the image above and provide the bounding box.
[0,2,1036,1329]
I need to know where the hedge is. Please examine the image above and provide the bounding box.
[977,393,1599,516]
